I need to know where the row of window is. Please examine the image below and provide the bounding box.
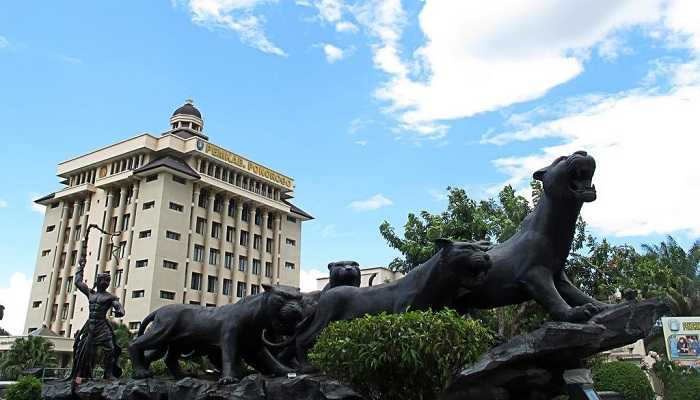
[197,160,282,202]
[130,280,265,303]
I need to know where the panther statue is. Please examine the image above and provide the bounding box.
[453,151,611,322]
[324,260,361,290]
[266,239,491,370]
[128,284,304,384]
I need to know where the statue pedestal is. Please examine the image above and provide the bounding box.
[442,299,668,400]
[42,374,362,400]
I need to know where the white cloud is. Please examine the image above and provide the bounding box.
[0,273,32,335]
[489,83,700,237]
[0,36,8,48]
[0,199,7,208]
[322,43,346,63]
[30,193,45,214]
[336,21,358,33]
[349,193,393,211]
[428,188,448,202]
[58,55,83,64]
[368,0,670,138]
[354,140,368,146]
[314,0,343,23]
[299,267,326,292]
[176,0,286,56]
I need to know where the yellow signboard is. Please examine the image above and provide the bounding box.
[201,142,294,190]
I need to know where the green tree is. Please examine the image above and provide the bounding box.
[5,376,42,400]
[0,336,57,380]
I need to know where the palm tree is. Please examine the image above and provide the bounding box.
[0,336,57,380]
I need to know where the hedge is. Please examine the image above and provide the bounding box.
[309,309,492,400]
[592,361,654,400]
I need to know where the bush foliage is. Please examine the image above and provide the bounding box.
[0,336,56,380]
[309,309,492,400]
[653,360,700,400]
[5,376,42,400]
[592,361,654,400]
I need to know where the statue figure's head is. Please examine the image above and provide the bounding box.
[95,273,111,291]
[434,239,492,288]
[261,284,304,336]
[533,150,597,203]
[327,261,361,288]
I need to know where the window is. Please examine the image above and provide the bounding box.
[143,201,155,210]
[32,301,42,308]
[70,250,77,266]
[160,290,176,300]
[114,269,123,287]
[172,175,186,185]
[193,245,205,262]
[146,174,158,182]
[285,262,295,270]
[252,259,261,275]
[213,197,223,213]
[198,191,208,208]
[253,235,262,250]
[286,238,296,246]
[242,205,250,222]
[191,272,202,290]
[37,275,47,282]
[132,290,145,298]
[226,226,235,242]
[236,282,246,298]
[195,217,206,234]
[209,248,220,265]
[163,260,178,270]
[41,249,50,257]
[265,262,272,278]
[224,252,234,269]
[251,284,260,295]
[240,230,249,246]
[51,202,59,209]
[267,218,273,229]
[211,222,221,239]
[238,256,247,272]
[110,216,118,232]
[46,225,55,232]
[223,279,233,296]
[129,321,141,330]
[61,304,69,320]
[139,229,151,238]
[119,241,127,258]
[73,225,82,241]
[287,216,297,223]
[169,202,184,212]
[166,231,181,240]
[254,211,262,226]
[65,277,73,293]
[207,276,218,293]
[121,214,130,231]
[135,259,148,268]
[189,301,200,305]
[60,252,67,266]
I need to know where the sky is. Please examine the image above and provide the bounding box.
[1,0,699,335]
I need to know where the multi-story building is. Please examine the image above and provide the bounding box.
[23,100,313,337]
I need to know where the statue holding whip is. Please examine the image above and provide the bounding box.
[69,224,125,382]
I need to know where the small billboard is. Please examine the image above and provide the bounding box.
[662,317,700,368]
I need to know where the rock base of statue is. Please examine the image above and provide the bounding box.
[441,299,668,400]
[42,374,362,400]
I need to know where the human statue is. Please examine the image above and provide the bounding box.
[69,224,125,382]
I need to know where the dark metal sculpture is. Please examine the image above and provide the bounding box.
[324,261,361,290]
[453,151,610,322]
[70,224,126,382]
[128,284,304,384]
[286,239,492,369]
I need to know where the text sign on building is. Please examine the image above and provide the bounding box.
[662,316,700,369]
[198,140,294,190]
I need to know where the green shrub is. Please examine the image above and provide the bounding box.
[653,360,700,400]
[5,376,42,400]
[592,361,654,400]
[309,309,492,400]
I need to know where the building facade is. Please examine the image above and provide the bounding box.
[23,101,312,337]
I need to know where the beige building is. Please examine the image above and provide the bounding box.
[23,100,312,337]
[316,267,403,290]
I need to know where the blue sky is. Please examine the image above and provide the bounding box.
[1,1,699,333]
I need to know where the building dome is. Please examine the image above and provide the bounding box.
[169,99,205,137]
[172,100,202,119]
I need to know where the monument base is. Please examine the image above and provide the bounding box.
[42,374,362,400]
[442,299,668,400]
